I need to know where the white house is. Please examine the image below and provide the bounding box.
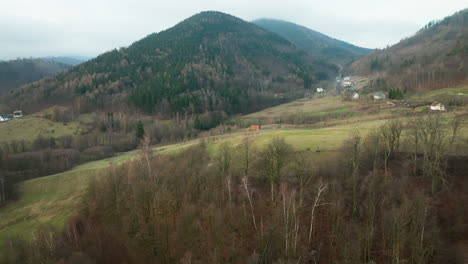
[316,88,324,93]
[352,92,359,100]
[430,102,446,111]
[373,92,386,100]
[343,76,351,81]
[13,110,23,118]
[342,81,353,88]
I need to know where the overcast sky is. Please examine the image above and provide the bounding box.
[0,0,466,60]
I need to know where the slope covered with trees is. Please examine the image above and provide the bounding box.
[351,9,468,92]
[2,114,467,263]
[6,11,338,116]
[44,56,88,66]
[0,58,72,94]
[253,19,372,64]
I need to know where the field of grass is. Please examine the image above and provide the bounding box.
[243,96,355,120]
[408,84,468,101]
[0,117,82,143]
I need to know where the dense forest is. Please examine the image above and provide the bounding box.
[254,19,372,64]
[1,114,467,263]
[0,58,72,94]
[5,12,339,117]
[351,9,468,92]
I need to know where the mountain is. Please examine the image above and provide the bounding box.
[45,56,90,66]
[0,58,72,94]
[6,11,338,115]
[350,9,468,91]
[253,19,372,64]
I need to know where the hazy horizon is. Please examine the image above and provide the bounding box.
[1,0,466,60]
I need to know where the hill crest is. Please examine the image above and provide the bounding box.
[6,11,338,116]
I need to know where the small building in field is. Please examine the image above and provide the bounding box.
[430,102,446,111]
[13,110,23,118]
[250,123,261,131]
[316,88,324,93]
[342,81,353,88]
[0,115,11,122]
[352,92,359,100]
[373,92,386,100]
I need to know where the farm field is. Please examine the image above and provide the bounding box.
[0,117,81,143]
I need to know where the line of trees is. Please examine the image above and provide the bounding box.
[1,113,466,263]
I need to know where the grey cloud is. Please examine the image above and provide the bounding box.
[0,0,466,59]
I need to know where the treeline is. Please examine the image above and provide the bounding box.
[0,109,215,206]
[0,106,249,207]
[2,114,467,263]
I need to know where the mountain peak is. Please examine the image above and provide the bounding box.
[253,18,372,63]
[7,12,338,115]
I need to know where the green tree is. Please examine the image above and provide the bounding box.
[136,121,145,140]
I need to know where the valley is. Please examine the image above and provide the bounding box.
[1,84,467,248]
[0,7,467,264]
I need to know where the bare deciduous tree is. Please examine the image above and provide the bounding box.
[308,181,328,244]
[260,138,293,201]
[380,119,403,175]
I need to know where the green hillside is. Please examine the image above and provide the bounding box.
[351,8,468,91]
[253,19,372,64]
[0,58,71,94]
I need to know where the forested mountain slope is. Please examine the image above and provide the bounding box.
[350,9,468,91]
[0,58,72,94]
[253,19,372,64]
[6,11,338,116]
[45,57,88,66]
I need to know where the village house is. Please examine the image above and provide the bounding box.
[342,81,353,88]
[13,110,23,118]
[250,123,261,131]
[0,115,11,122]
[373,92,386,100]
[430,102,446,111]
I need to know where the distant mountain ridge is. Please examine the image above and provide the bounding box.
[253,19,372,64]
[0,58,72,94]
[45,56,89,66]
[6,11,339,116]
[350,8,468,91]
